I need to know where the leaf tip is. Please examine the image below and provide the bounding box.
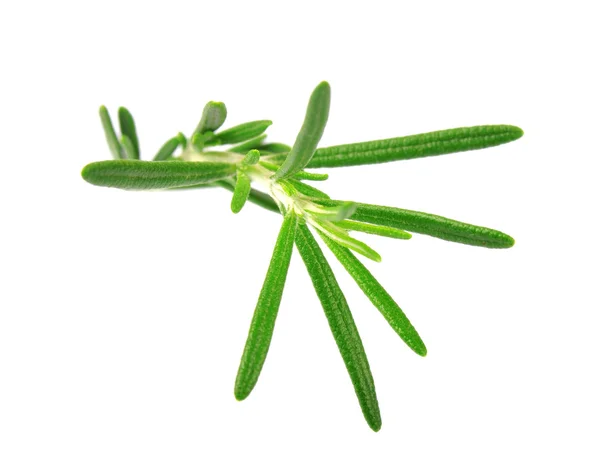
[317,80,331,92]
[510,125,524,140]
[234,387,249,402]
[368,416,382,432]
[80,163,92,183]
[231,201,242,214]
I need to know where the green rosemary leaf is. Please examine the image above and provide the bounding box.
[242,149,260,165]
[120,135,137,160]
[321,235,426,356]
[194,101,227,135]
[292,171,329,182]
[258,142,291,154]
[301,125,523,168]
[235,212,298,401]
[231,171,252,213]
[318,200,514,248]
[228,134,267,153]
[311,219,381,262]
[118,107,140,159]
[81,160,237,190]
[295,224,381,432]
[274,81,331,180]
[208,120,273,146]
[335,220,412,240]
[286,179,330,200]
[99,106,121,160]
[260,161,328,181]
[153,136,181,161]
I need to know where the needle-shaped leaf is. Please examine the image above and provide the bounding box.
[120,135,137,160]
[260,161,328,181]
[99,106,121,160]
[317,200,514,248]
[296,125,523,168]
[335,220,412,240]
[235,212,298,400]
[295,223,381,432]
[310,218,381,262]
[292,171,329,182]
[81,160,237,190]
[153,134,184,161]
[320,234,426,356]
[228,134,267,153]
[274,81,331,180]
[258,142,291,154]
[118,107,140,159]
[207,120,273,146]
[194,101,227,135]
[285,179,330,200]
[231,171,252,213]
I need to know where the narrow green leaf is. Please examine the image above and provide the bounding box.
[231,171,252,213]
[274,81,331,180]
[295,223,381,432]
[310,219,381,262]
[258,142,291,153]
[321,234,427,356]
[292,171,329,182]
[285,179,330,200]
[153,136,181,161]
[99,106,121,160]
[235,212,298,400]
[301,125,524,168]
[260,161,328,181]
[242,149,260,165]
[118,107,140,159]
[317,200,515,248]
[120,135,136,160]
[194,101,227,134]
[208,120,273,146]
[229,134,267,153]
[81,160,237,190]
[335,220,412,240]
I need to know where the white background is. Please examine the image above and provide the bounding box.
[1,1,599,468]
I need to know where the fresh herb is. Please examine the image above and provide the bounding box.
[82,82,522,431]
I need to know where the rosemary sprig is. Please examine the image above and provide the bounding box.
[82,82,522,431]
